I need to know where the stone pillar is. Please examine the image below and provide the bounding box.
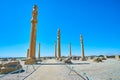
[27,49,29,59]
[54,41,57,58]
[38,43,40,61]
[69,43,72,57]
[80,34,86,61]
[25,5,38,64]
[57,29,61,59]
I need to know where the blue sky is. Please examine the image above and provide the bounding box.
[0,0,120,57]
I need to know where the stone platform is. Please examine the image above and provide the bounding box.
[24,59,84,80]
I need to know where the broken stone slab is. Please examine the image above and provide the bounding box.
[0,61,22,74]
[0,67,17,74]
[93,57,102,63]
[63,58,72,64]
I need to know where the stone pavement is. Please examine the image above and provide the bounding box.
[24,59,84,80]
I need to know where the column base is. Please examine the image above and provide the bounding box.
[25,58,36,65]
[80,58,86,61]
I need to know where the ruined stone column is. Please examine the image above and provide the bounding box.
[69,43,72,57]
[54,41,57,58]
[27,49,29,59]
[57,29,61,59]
[38,43,40,61]
[25,5,38,64]
[80,34,86,61]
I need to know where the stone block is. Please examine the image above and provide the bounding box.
[93,57,102,63]
[0,61,22,74]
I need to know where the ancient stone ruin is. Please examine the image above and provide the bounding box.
[93,57,102,63]
[64,57,72,64]
[25,5,38,64]
[0,60,22,74]
[57,29,61,59]
[80,35,86,61]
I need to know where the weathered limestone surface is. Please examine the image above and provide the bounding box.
[25,5,38,64]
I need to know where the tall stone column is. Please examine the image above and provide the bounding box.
[69,43,72,57]
[27,49,29,59]
[25,5,38,64]
[38,43,40,61]
[80,34,86,61]
[57,29,61,59]
[54,41,57,58]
